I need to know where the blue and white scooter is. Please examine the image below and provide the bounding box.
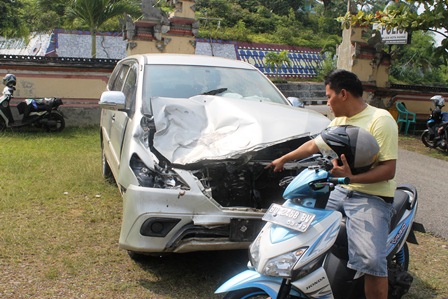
[216,154,421,299]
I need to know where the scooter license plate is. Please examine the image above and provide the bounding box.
[262,204,315,232]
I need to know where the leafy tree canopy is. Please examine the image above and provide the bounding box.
[338,0,448,63]
[0,0,30,38]
[265,50,292,81]
[195,0,343,48]
[65,0,141,58]
[389,31,447,85]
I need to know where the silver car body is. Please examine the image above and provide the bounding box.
[99,54,330,255]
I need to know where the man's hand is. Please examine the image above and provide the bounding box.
[265,140,319,173]
[265,158,285,172]
[330,154,352,178]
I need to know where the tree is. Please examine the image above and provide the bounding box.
[26,0,68,32]
[338,0,448,63]
[0,0,30,38]
[316,35,341,80]
[264,50,292,80]
[66,0,139,58]
[389,31,446,85]
[196,0,346,48]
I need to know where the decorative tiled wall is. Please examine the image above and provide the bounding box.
[196,39,324,78]
[1,32,324,78]
[46,29,126,59]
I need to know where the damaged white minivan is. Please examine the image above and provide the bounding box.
[99,54,330,258]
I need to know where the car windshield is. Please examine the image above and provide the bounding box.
[142,64,287,114]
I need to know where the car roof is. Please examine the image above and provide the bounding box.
[125,54,256,70]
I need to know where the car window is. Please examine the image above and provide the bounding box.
[141,65,287,114]
[110,64,130,91]
[107,65,121,91]
[122,63,138,113]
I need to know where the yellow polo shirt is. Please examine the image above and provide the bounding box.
[315,105,398,197]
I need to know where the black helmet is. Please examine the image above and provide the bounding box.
[3,74,16,87]
[320,125,379,174]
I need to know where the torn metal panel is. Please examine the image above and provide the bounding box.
[151,95,330,165]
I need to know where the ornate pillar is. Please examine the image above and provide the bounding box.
[123,0,198,55]
[336,1,391,89]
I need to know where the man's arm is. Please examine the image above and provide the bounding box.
[330,154,396,184]
[266,139,320,172]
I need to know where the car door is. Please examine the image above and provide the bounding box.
[108,61,138,174]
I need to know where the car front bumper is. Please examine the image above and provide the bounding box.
[119,184,265,254]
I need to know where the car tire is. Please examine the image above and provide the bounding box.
[101,144,114,183]
[0,119,6,132]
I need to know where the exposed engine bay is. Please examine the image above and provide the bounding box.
[189,137,311,208]
[138,136,310,209]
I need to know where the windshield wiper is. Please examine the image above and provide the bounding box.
[201,88,228,95]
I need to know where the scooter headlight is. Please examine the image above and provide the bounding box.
[262,247,308,277]
[249,236,262,268]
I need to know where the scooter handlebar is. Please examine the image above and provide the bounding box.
[329,177,350,185]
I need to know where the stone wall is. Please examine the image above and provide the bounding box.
[275,82,332,119]
[275,82,326,105]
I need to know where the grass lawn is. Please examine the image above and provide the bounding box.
[0,127,447,298]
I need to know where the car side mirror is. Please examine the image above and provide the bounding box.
[287,97,305,108]
[99,91,126,110]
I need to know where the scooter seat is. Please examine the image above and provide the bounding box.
[16,102,27,114]
[390,189,411,230]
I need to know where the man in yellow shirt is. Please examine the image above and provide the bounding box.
[267,69,398,299]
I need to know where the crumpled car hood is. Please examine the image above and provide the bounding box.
[151,95,330,165]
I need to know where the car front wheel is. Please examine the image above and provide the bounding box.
[0,118,6,132]
[101,142,114,182]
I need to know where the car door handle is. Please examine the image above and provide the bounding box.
[111,114,116,122]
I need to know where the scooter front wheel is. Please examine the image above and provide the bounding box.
[421,130,434,148]
[46,111,65,132]
[223,288,270,299]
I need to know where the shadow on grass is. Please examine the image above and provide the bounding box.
[131,248,445,299]
[404,271,438,299]
[133,250,248,298]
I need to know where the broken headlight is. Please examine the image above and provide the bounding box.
[130,154,190,190]
[139,114,155,148]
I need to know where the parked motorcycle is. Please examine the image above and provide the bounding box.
[421,95,448,151]
[216,153,421,299]
[0,74,65,132]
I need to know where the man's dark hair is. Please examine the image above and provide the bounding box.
[324,69,363,98]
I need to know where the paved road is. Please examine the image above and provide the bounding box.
[395,149,448,240]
